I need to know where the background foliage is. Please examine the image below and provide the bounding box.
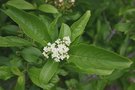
[0,0,135,90]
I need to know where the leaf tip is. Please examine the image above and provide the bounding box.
[86,10,91,16]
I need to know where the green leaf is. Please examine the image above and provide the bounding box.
[0,66,13,80]
[10,57,22,76]
[130,35,135,41]
[11,66,22,76]
[39,15,51,32]
[58,69,68,76]
[67,64,114,75]
[69,44,132,74]
[1,25,19,35]
[28,67,56,89]
[65,79,78,89]
[71,10,91,42]
[115,22,132,34]
[48,15,60,41]
[6,0,35,10]
[39,60,59,85]
[102,70,126,81]
[4,6,51,45]
[21,47,42,63]
[0,36,31,47]
[28,67,41,87]
[96,80,108,90]
[14,74,25,90]
[80,67,114,75]
[59,23,71,39]
[119,7,135,15]
[10,57,22,67]
[38,4,58,13]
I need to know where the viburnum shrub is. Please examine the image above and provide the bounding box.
[0,0,134,90]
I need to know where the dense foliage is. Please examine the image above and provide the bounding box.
[0,0,135,90]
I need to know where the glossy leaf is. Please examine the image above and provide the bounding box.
[28,67,41,87]
[48,15,60,41]
[71,10,91,42]
[115,22,132,34]
[59,23,71,39]
[4,6,51,45]
[79,67,114,75]
[1,25,19,35]
[11,66,22,76]
[67,64,114,75]
[28,67,54,89]
[6,0,35,10]
[119,8,135,15]
[69,44,132,74]
[10,57,22,67]
[14,74,25,90]
[0,66,13,80]
[38,4,58,13]
[102,70,126,81]
[39,60,59,84]
[21,47,42,63]
[0,36,31,47]
[96,80,108,90]
[39,15,50,32]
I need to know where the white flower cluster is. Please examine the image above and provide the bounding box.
[42,36,71,62]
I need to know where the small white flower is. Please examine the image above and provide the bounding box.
[54,58,60,62]
[63,36,71,46]
[42,52,49,59]
[66,55,70,59]
[43,47,49,52]
[55,39,61,44]
[47,42,51,46]
[42,36,71,62]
